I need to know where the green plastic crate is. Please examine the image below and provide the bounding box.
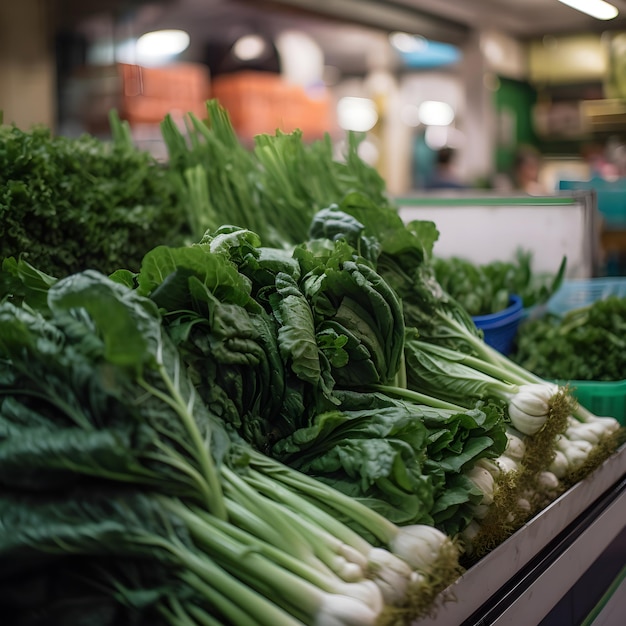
[567,380,626,425]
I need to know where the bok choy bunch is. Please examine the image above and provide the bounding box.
[0,264,464,625]
[127,220,510,543]
[301,204,624,557]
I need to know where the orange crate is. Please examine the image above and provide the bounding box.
[119,62,210,101]
[119,62,210,124]
[122,95,207,125]
[211,71,333,138]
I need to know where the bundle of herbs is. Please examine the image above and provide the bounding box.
[161,100,393,246]
[511,295,626,382]
[0,112,187,278]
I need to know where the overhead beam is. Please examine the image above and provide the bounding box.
[257,0,469,44]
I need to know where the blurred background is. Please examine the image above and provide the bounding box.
[2,0,626,227]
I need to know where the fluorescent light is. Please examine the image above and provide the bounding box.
[136,29,190,59]
[557,0,618,20]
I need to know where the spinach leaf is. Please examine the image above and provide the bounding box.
[271,403,433,526]
[299,240,406,387]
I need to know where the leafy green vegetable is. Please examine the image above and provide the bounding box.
[0,256,57,310]
[511,296,626,381]
[272,403,434,527]
[433,251,567,316]
[0,262,471,625]
[271,388,504,537]
[0,271,230,515]
[0,112,186,278]
[297,239,406,388]
[162,101,394,246]
[130,226,407,453]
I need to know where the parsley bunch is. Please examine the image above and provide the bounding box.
[0,114,186,278]
[511,296,626,381]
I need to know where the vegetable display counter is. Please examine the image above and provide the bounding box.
[396,193,599,279]
[415,443,626,626]
[2,103,622,626]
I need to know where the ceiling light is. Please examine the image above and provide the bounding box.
[337,97,378,132]
[233,35,268,61]
[557,0,619,20]
[418,101,455,126]
[136,29,190,59]
[389,32,427,53]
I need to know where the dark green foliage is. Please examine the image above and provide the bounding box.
[0,270,230,511]
[296,237,406,388]
[272,402,434,526]
[511,296,626,381]
[162,100,393,246]
[433,251,566,316]
[0,268,287,626]
[132,238,293,451]
[322,391,506,536]
[0,114,187,278]
[0,490,216,626]
[130,221,407,453]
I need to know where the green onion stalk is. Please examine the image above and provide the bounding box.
[240,448,463,622]
[161,498,383,626]
[404,334,624,491]
[388,338,585,555]
[430,310,622,436]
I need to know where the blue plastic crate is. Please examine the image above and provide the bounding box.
[546,277,626,316]
[472,294,523,355]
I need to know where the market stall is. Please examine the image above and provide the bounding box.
[1,102,624,626]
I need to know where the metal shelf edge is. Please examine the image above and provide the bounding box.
[414,443,626,625]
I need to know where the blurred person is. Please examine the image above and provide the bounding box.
[581,141,608,178]
[512,145,547,195]
[425,146,467,190]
